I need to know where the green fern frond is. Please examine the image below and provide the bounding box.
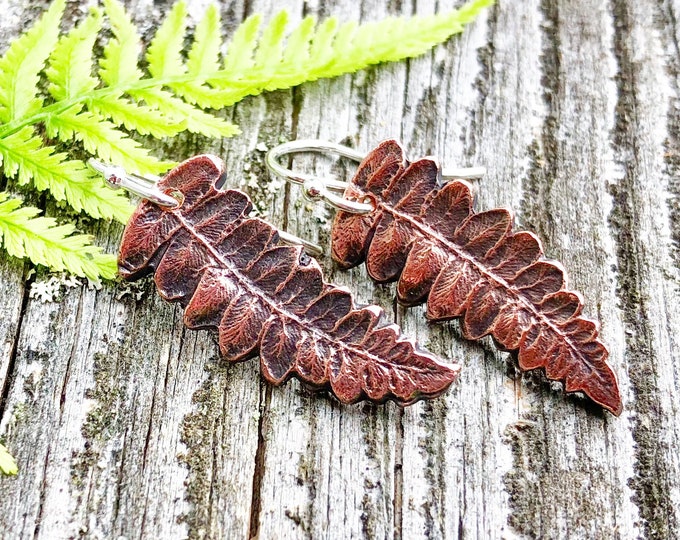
[187,4,221,77]
[88,94,187,138]
[131,88,239,138]
[307,18,338,68]
[282,16,316,64]
[0,0,65,123]
[0,442,17,476]
[208,0,495,104]
[0,192,117,280]
[46,7,102,101]
[0,126,131,221]
[223,14,262,73]
[171,5,223,107]
[254,11,289,69]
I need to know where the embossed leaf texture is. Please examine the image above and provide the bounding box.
[118,155,458,405]
[331,140,622,415]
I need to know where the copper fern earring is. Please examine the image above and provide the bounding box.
[89,154,458,406]
[266,139,623,416]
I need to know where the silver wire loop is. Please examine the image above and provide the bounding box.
[265,139,487,215]
[88,159,179,208]
[266,140,374,214]
[265,140,365,190]
[89,158,324,256]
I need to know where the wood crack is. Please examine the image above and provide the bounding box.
[247,384,270,540]
[0,269,29,423]
[504,0,560,536]
[31,446,51,540]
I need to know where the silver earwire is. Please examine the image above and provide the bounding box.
[440,166,487,181]
[265,139,487,215]
[88,159,179,208]
[266,140,374,214]
[89,158,324,257]
[265,140,365,190]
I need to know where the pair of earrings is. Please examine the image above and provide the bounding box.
[90,138,622,416]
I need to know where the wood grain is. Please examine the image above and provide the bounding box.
[1,0,679,538]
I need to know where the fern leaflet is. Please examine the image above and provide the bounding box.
[47,8,102,101]
[147,2,187,79]
[0,0,65,123]
[186,4,221,77]
[44,105,175,175]
[0,442,17,476]
[99,0,143,86]
[0,192,117,280]
[0,126,132,220]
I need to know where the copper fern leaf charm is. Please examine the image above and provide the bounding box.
[331,140,622,415]
[118,155,458,405]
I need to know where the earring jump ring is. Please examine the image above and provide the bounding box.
[266,140,373,215]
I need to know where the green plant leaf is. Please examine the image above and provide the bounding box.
[208,0,495,104]
[0,0,65,122]
[172,3,222,107]
[0,442,18,476]
[223,13,262,73]
[130,88,239,138]
[88,94,187,138]
[282,16,316,65]
[44,105,174,175]
[0,192,117,280]
[187,4,221,76]
[254,10,289,69]
[99,0,143,86]
[146,1,187,79]
[46,7,102,101]
[0,126,132,221]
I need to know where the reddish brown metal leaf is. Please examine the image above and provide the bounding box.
[118,154,458,405]
[331,140,622,415]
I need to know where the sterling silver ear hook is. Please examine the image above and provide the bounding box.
[88,160,178,208]
[265,139,486,214]
[88,158,324,257]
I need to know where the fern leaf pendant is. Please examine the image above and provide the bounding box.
[330,140,622,416]
[118,155,458,405]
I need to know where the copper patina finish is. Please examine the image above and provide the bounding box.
[331,140,622,416]
[118,154,459,405]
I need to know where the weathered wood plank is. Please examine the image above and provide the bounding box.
[499,1,640,538]
[608,1,680,537]
[1,0,680,539]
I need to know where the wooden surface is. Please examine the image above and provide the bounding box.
[1,0,679,538]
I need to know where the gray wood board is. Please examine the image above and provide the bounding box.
[0,0,679,538]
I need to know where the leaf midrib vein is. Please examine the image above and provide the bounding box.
[373,193,597,368]
[174,210,435,376]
